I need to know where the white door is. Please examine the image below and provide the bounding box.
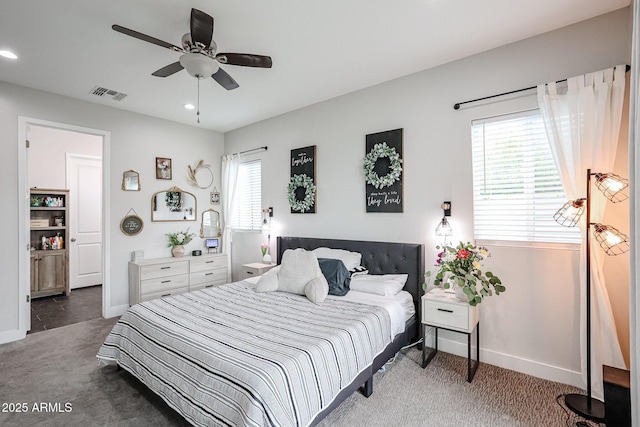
[66,154,103,289]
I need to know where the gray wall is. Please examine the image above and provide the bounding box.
[224,8,632,388]
[0,83,223,340]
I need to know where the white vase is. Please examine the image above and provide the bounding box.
[455,286,468,302]
[171,245,185,257]
[262,253,272,263]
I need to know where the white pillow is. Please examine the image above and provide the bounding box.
[312,247,362,271]
[278,249,322,294]
[349,274,408,297]
[305,276,329,304]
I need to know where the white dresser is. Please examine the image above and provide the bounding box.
[129,253,228,305]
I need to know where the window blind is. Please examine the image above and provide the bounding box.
[471,109,580,244]
[233,160,262,231]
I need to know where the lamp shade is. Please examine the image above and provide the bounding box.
[592,223,630,256]
[554,199,585,227]
[594,172,629,203]
[435,217,453,236]
[179,53,219,78]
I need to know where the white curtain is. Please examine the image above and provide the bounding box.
[221,153,241,278]
[537,65,627,399]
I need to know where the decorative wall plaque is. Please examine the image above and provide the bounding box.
[288,145,317,213]
[364,128,403,213]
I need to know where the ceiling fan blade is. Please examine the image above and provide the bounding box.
[217,53,272,68]
[212,68,239,90]
[152,62,184,77]
[112,25,182,52]
[190,8,214,48]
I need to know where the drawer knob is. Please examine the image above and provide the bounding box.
[205,272,213,276]
[437,308,454,313]
[206,261,214,264]
[161,266,171,270]
[161,280,171,283]
[161,293,171,297]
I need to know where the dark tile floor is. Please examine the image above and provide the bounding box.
[29,285,102,333]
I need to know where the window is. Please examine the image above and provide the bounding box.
[471,109,580,244]
[233,160,262,231]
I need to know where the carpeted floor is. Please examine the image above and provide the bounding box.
[0,317,596,427]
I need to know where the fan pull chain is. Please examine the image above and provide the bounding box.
[197,78,201,124]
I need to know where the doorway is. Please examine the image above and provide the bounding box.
[18,117,111,336]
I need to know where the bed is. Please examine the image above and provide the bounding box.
[97,236,424,427]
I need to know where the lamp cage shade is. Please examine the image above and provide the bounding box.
[435,217,453,236]
[592,223,630,256]
[594,172,629,203]
[554,199,585,227]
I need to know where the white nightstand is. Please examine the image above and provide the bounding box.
[239,262,277,280]
[421,287,480,382]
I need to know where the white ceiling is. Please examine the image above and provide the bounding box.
[0,0,630,132]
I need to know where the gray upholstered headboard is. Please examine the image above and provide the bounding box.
[277,236,425,336]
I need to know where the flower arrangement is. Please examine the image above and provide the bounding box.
[165,228,194,247]
[424,241,506,306]
[261,243,269,256]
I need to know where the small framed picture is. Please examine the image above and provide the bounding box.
[211,191,220,204]
[156,157,172,180]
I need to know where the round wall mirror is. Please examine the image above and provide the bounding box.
[151,186,197,221]
[200,209,221,238]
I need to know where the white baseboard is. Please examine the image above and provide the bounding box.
[0,328,26,345]
[424,328,583,389]
[104,303,128,319]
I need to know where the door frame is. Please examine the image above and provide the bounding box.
[18,116,111,335]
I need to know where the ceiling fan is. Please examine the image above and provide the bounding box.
[112,8,272,91]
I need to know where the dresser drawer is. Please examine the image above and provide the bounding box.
[190,268,227,286]
[422,299,470,332]
[141,285,190,302]
[141,274,189,295]
[140,261,188,280]
[190,255,227,273]
[190,280,226,292]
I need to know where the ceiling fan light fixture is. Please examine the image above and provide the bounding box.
[179,52,219,78]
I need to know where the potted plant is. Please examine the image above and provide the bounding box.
[424,241,506,306]
[166,228,194,257]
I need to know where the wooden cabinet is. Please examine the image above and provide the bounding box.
[421,288,480,382]
[129,254,228,305]
[239,262,277,280]
[30,189,70,298]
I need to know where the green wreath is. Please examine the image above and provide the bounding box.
[288,174,316,212]
[363,142,403,189]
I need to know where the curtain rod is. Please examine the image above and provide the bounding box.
[453,64,630,110]
[235,146,268,155]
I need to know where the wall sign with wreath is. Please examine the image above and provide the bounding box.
[288,145,316,213]
[364,128,403,213]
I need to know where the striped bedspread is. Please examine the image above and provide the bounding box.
[97,281,394,427]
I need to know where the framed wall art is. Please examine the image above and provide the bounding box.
[156,157,172,180]
[288,145,316,213]
[364,128,403,213]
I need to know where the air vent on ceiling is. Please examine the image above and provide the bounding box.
[89,86,128,101]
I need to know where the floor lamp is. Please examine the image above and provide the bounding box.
[554,169,630,422]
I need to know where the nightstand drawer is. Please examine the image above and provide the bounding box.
[141,274,189,294]
[140,261,188,280]
[423,300,470,331]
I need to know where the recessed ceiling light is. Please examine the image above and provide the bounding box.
[184,104,195,110]
[0,50,18,59]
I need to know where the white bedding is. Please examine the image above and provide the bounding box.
[245,275,413,335]
[98,280,398,427]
